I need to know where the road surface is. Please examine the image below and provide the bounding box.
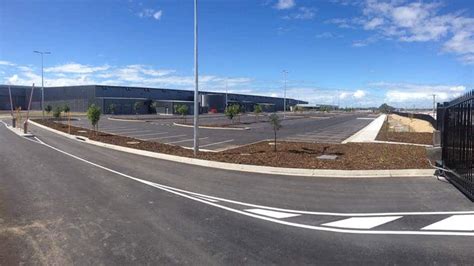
[0,122,473,264]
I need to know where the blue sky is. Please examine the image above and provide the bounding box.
[0,0,473,107]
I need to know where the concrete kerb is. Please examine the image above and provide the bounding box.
[172,122,250,131]
[27,119,435,178]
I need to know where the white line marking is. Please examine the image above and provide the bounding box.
[107,130,154,135]
[166,137,208,144]
[422,215,474,231]
[194,195,219,202]
[151,134,187,140]
[13,132,474,236]
[128,132,168,137]
[322,216,402,229]
[200,139,234,148]
[245,209,301,219]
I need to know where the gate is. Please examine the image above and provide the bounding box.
[437,90,473,200]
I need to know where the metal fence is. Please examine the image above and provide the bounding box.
[437,90,473,200]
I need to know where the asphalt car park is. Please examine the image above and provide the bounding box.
[61,112,375,151]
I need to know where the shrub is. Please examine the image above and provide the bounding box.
[45,105,52,115]
[63,104,70,114]
[254,104,262,122]
[53,106,62,119]
[269,113,282,152]
[225,104,240,123]
[176,104,189,122]
[87,104,101,133]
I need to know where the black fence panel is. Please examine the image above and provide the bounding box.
[438,90,473,200]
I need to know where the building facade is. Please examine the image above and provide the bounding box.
[0,84,307,115]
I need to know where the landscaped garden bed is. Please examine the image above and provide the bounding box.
[33,119,431,170]
[376,117,433,145]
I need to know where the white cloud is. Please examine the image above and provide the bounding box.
[153,10,162,20]
[0,60,16,66]
[364,17,383,30]
[283,7,315,20]
[138,8,163,20]
[275,0,295,10]
[45,63,110,74]
[330,0,474,64]
[353,89,366,98]
[370,82,467,103]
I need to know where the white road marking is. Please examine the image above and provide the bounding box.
[200,139,234,148]
[108,130,154,135]
[322,216,402,229]
[128,132,168,138]
[166,137,209,144]
[150,134,187,140]
[194,195,219,202]
[9,126,474,236]
[422,215,474,231]
[245,209,301,219]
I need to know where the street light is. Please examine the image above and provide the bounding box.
[193,0,199,155]
[282,70,288,118]
[34,50,51,119]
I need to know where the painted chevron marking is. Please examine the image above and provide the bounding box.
[322,216,402,229]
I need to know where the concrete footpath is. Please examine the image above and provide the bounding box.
[343,114,386,143]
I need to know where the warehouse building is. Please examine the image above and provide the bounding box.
[0,84,307,115]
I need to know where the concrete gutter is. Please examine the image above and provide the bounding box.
[27,119,435,178]
[342,114,386,143]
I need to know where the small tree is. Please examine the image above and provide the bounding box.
[45,105,52,117]
[176,104,189,123]
[53,106,62,120]
[63,104,70,114]
[254,104,262,122]
[108,103,116,115]
[133,101,142,115]
[269,113,282,152]
[224,104,240,124]
[87,104,101,134]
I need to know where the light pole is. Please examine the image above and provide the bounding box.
[432,94,436,119]
[225,78,228,107]
[34,50,51,119]
[282,70,288,118]
[193,0,199,155]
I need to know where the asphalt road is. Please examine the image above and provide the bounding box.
[61,112,373,151]
[1,122,473,264]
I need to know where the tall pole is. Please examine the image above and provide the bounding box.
[8,85,14,118]
[34,50,50,119]
[282,70,288,118]
[225,78,228,107]
[432,94,436,119]
[41,53,44,118]
[193,0,199,155]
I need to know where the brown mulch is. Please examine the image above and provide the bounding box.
[34,119,430,170]
[376,120,433,145]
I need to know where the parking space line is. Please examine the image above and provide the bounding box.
[149,134,187,140]
[166,137,209,144]
[108,130,154,135]
[128,132,169,137]
[200,139,234,148]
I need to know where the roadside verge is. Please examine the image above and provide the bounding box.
[27,119,435,178]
